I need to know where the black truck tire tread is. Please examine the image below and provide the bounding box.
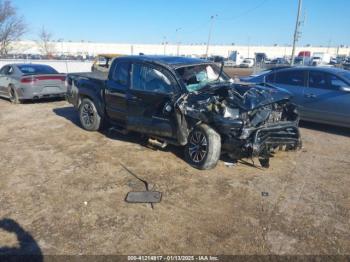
[185,124,221,170]
[79,98,102,131]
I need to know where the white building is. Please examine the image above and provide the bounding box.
[9,40,350,58]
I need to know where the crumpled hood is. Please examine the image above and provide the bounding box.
[235,85,292,111]
[186,83,292,112]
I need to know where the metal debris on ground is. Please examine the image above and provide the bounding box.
[261,192,269,197]
[120,162,162,208]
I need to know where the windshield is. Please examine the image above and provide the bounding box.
[176,64,229,92]
[18,65,58,74]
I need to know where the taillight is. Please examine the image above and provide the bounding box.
[21,77,37,83]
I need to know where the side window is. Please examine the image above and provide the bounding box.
[132,64,173,94]
[7,66,13,75]
[308,71,327,89]
[327,74,348,90]
[112,62,130,86]
[275,71,305,86]
[0,66,9,75]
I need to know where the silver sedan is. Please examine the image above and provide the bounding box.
[0,64,66,103]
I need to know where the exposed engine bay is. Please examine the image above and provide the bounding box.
[174,83,301,167]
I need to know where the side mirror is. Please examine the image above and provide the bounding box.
[340,86,350,92]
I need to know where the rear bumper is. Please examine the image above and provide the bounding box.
[17,85,67,100]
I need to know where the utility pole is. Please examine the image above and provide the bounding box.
[205,15,217,59]
[291,0,302,66]
[176,28,182,56]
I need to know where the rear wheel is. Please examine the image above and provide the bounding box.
[79,98,102,131]
[185,124,221,170]
[9,86,20,104]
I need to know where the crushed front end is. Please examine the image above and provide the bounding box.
[177,83,302,167]
[220,102,301,167]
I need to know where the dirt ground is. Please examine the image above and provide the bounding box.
[0,78,349,255]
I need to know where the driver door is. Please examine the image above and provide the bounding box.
[127,63,177,138]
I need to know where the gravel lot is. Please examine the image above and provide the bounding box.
[0,68,349,255]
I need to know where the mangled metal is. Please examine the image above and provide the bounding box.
[174,82,301,167]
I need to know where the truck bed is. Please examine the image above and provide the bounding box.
[69,71,108,81]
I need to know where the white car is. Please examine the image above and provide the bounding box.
[239,58,255,68]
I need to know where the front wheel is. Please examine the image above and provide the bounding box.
[79,98,102,131]
[185,124,221,170]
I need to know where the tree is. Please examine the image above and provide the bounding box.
[37,26,55,57]
[0,0,26,55]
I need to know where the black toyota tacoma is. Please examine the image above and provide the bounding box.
[66,56,301,170]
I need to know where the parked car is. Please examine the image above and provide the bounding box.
[255,53,268,64]
[269,57,289,67]
[91,54,123,73]
[343,57,350,70]
[239,58,255,68]
[240,67,350,128]
[0,64,66,103]
[67,56,301,169]
[269,58,290,66]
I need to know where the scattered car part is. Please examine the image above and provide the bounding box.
[120,163,161,208]
[125,191,162,204]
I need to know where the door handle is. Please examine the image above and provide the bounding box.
[304,93,316,99]
[130,95,142,101]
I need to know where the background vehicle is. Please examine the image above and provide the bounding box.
[224,51,244,67]
[239,58,255,68]
[311,52,331,66]
[240,67,350,127]
[269,57,290,66]
[91,54,122,73]
[343,57,350,70]
[67,56,300,169]
[294,51,312,65]
[255,53,268,64]
[0,64,66,103]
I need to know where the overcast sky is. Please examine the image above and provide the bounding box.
[12,0,350,46]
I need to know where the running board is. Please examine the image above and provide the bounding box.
[108,126,129,135]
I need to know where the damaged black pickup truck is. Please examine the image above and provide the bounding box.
[66,56,301,170]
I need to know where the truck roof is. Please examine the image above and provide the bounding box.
[115,55,210,69]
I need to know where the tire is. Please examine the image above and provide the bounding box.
[79,98,102,131]
[9,86,20,104]
[185,124,221,170]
